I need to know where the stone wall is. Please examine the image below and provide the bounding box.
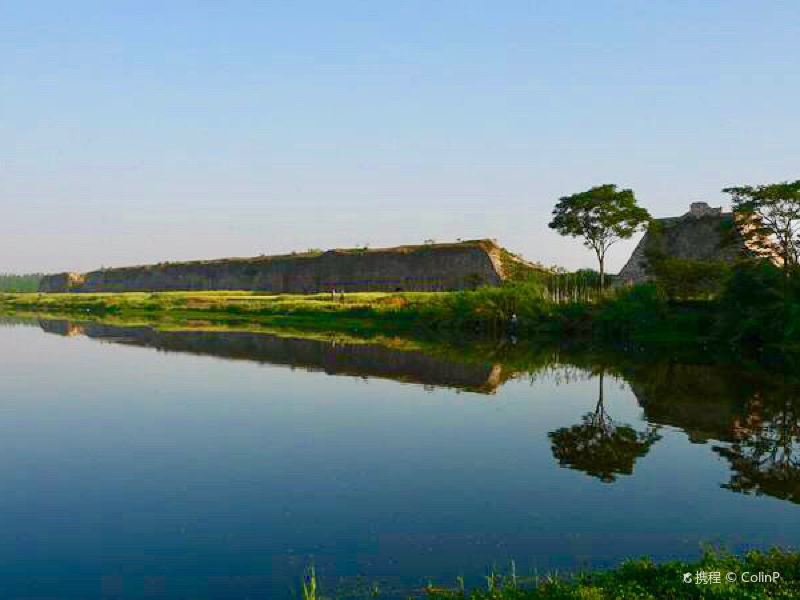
[618,202,747,284]
[38,272,87,293]
[39,240,532,293]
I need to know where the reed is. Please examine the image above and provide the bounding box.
[302,565,318,600]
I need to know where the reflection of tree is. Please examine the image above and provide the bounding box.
[713,391,800,503]
[549,371,660,483]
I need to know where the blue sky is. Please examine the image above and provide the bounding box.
[2,1,798,273]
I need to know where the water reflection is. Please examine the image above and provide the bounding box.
[623,362,800,504]
[28,317,800,505]
[0,315,798,598]
[713,389,800,503]
[549,370,661,482]
[37,319,506,394]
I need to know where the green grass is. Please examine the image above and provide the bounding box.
[0,288,523,337]
[295,549,800,599]
[303,565,318,600]
[424,549,800,599]
[0,290,426,327]
[2,275,798,352]
[0,285,740,347]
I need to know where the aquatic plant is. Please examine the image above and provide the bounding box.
[302,565,318,600]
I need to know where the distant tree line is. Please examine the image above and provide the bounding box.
[0,273,42,292]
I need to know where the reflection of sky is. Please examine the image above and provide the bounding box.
[0,323,797,598]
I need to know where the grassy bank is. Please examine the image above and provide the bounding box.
[0,285,704,341]
[421,549,800,599]
[0,290,440,337]
[298,549,800,599]
[1,266,798,352]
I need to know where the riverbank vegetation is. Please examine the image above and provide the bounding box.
[297,549,800,599]
[2,257,798,353]
[0,273,42,292]
[422,548,800,599]
[7,179,796,352]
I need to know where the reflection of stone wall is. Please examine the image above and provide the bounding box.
[626,363,756,444]
[39,240,522,294]
[38,320,503,393]
[37,319,84,336]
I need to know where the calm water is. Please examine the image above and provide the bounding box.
[0,318,798,599]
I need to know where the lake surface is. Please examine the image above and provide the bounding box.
[0,318,798,599]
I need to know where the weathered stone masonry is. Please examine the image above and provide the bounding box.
[39,240,535,293]
[618,202,752,284]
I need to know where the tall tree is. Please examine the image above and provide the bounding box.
[549,184,651,289]
[723,180,800,275]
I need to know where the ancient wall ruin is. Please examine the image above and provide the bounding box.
[618,202,749,284]
[39,240,535,294]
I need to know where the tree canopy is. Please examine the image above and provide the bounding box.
[549,184,651,288]
[723,179,800,272]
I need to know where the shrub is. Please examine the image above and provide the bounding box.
[718,260,800,348]
[650,257,730,301]
[594,284,668,338]
[419,282,551,333]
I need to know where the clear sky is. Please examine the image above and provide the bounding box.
[2,1,798,274]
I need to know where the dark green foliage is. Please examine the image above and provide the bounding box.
[717,260,800,349]
[418,282,552,333]
[593,284,668,338]
[650,258,730,301]
[643,218,732,300]
[427,548,800,599]
[0,273,42,292]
